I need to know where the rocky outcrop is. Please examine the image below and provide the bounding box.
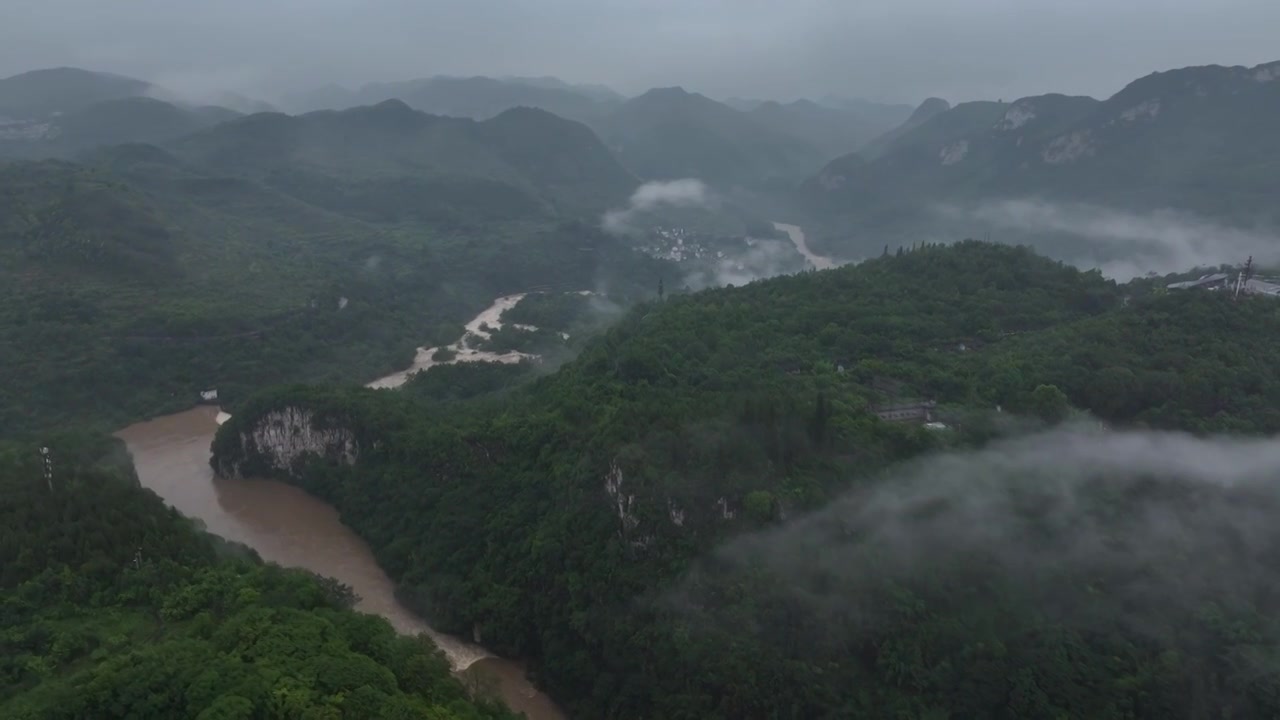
[213,406,359,479]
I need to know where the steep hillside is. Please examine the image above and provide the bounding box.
[169,100,637,218]
[803,61,1280,258]
[214,241,1280,718]
[596,87,828,187]
[0,434,515,719]
[857,95,953,159]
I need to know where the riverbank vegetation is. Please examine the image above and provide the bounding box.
[0,434,516,719]
[215,241,1280,718]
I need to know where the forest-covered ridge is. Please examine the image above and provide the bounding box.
[212,240,1280,718]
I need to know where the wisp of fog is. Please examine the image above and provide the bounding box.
[942,199,1280,279]
[603,179,710,235]
[671,423,1280,646]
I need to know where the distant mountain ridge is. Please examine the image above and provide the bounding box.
[287,76,914,185]
[804,59,1280,256]
[0,66,274,119]
[593,86,830,187]
[167,99,638,219]
[0,67,152,118]
[0,67,279,157]
[286,75,617,122]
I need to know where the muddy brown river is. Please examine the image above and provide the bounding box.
[115,294,567,719]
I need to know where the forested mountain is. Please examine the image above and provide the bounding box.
[595,87,829,187]
[0,97,240,158]
[803,60,1280,258]
[168,100,638,217]
[0,139,668,439]
[0,434,514,719]
[213,241,1280,718]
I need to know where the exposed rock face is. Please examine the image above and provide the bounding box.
[215,406,358,478]
[995,102,1037,131]
[939,139,969,165]
[604,461,639,536]
[1042,130,1095,165]
[1118,99,1161,123]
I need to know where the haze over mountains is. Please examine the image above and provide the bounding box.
[0,66,913,186]
[8,15,1280,716]
[801,59,1280,269]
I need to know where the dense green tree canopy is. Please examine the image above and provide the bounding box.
[0,436,515,720]
[215,241,1280,718]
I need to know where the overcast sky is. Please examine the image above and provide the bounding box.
[3,0,1278,106]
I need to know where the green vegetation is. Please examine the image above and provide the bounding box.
[215,241,1280,718]
[0,435,515,719]
[0,116,670,438]
[169,101,637,218]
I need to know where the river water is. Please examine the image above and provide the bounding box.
[115,294,566,720]
[774,222,836,271]
[367,293,532,390]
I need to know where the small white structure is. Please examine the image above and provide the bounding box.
[200,389,219,402]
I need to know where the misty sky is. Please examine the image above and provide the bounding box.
[4,0,1279,105]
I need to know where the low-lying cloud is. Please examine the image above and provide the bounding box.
[683,237,809,290]
[673,424,1280,646]
[941,199,1280,280]
[603,179,711,235]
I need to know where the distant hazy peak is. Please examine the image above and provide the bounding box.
[638,86,693,100]
[908,97,951,123]
[368,98,414,113]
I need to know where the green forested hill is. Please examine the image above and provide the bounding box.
[0,151,669,439]
[168,100,638,218]
[213,241,1280,718]
[0,435,514,719]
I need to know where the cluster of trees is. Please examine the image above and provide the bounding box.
[0,433,516,719]
[0,155,672,440]
[214,241,1280,717]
